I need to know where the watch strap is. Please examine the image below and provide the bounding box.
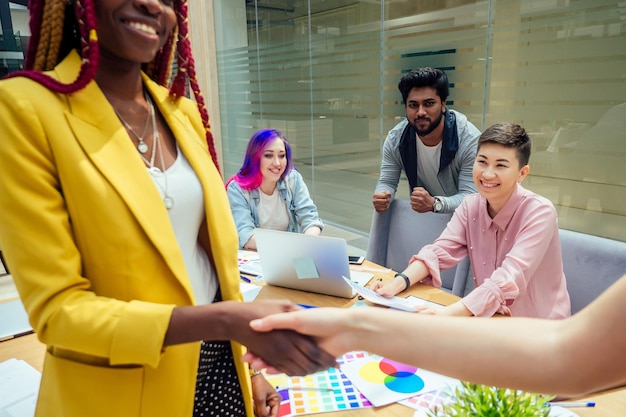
[395,272,411,291]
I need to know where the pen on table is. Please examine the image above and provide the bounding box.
[545,401,596,408]
[240,275,251,283]
[297,303,317,309]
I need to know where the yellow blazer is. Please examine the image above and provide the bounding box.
[0,52,253,417]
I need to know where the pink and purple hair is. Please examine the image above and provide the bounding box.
[226,129,293,191]
[4,0,220,171]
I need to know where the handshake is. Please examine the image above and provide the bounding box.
[236,299,348,376]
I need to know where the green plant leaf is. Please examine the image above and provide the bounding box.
[426,382,554,417]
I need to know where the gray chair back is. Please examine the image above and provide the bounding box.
[366,199,473,296]
[560,229,626,314]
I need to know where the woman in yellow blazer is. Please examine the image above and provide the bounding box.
[0,1,333,417]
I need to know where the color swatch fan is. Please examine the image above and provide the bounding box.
[340,354,453,407]
[263,351,373,416]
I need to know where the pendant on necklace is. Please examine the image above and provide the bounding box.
[164,196,175,209]
[138,141,149,154]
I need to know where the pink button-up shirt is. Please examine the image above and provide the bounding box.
[413,184,571,318]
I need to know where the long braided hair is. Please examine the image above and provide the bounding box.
[6,0,220,171]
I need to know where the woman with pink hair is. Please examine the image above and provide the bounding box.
[227,129,324,250]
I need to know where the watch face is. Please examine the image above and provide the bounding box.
[434,199,443,212]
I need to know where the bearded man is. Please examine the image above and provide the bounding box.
[373,68,480,214]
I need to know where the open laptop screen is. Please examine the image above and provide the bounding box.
[254,229,370,298]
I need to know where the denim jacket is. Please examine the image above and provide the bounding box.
[227,169,324,248]
[375,110,480,213]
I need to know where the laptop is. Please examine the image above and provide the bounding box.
[254,228,373,298]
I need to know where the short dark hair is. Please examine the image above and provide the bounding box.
[398,67,449,104]
[478,123,532,167]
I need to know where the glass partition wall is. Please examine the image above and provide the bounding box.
[213,0,626,243]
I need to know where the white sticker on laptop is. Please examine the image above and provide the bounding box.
[293,257,320,279]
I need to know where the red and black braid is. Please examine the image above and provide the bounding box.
[148,24,175,86]
[5,0,220,172]
[6,0,99,95]
[170,0,220,171]
[23,0,44,69]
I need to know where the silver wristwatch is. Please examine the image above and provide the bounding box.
[433,197,443,213]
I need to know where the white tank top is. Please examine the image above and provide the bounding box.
[148,148,217,305]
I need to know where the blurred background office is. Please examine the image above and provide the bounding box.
[3,0,625,252]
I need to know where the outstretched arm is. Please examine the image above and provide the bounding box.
[248,276,626,397]
[165,299,337,376]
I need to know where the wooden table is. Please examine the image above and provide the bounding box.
[1,262,624,416]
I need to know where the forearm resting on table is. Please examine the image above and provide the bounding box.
[304,226,321,236]
[403,260,430,286]
[244,235,257,251]
[374,261,438,299]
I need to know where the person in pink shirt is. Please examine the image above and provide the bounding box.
[371,122,571,318]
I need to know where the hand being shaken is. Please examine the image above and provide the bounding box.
[232,300,337,376]
[244,307,349,374]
